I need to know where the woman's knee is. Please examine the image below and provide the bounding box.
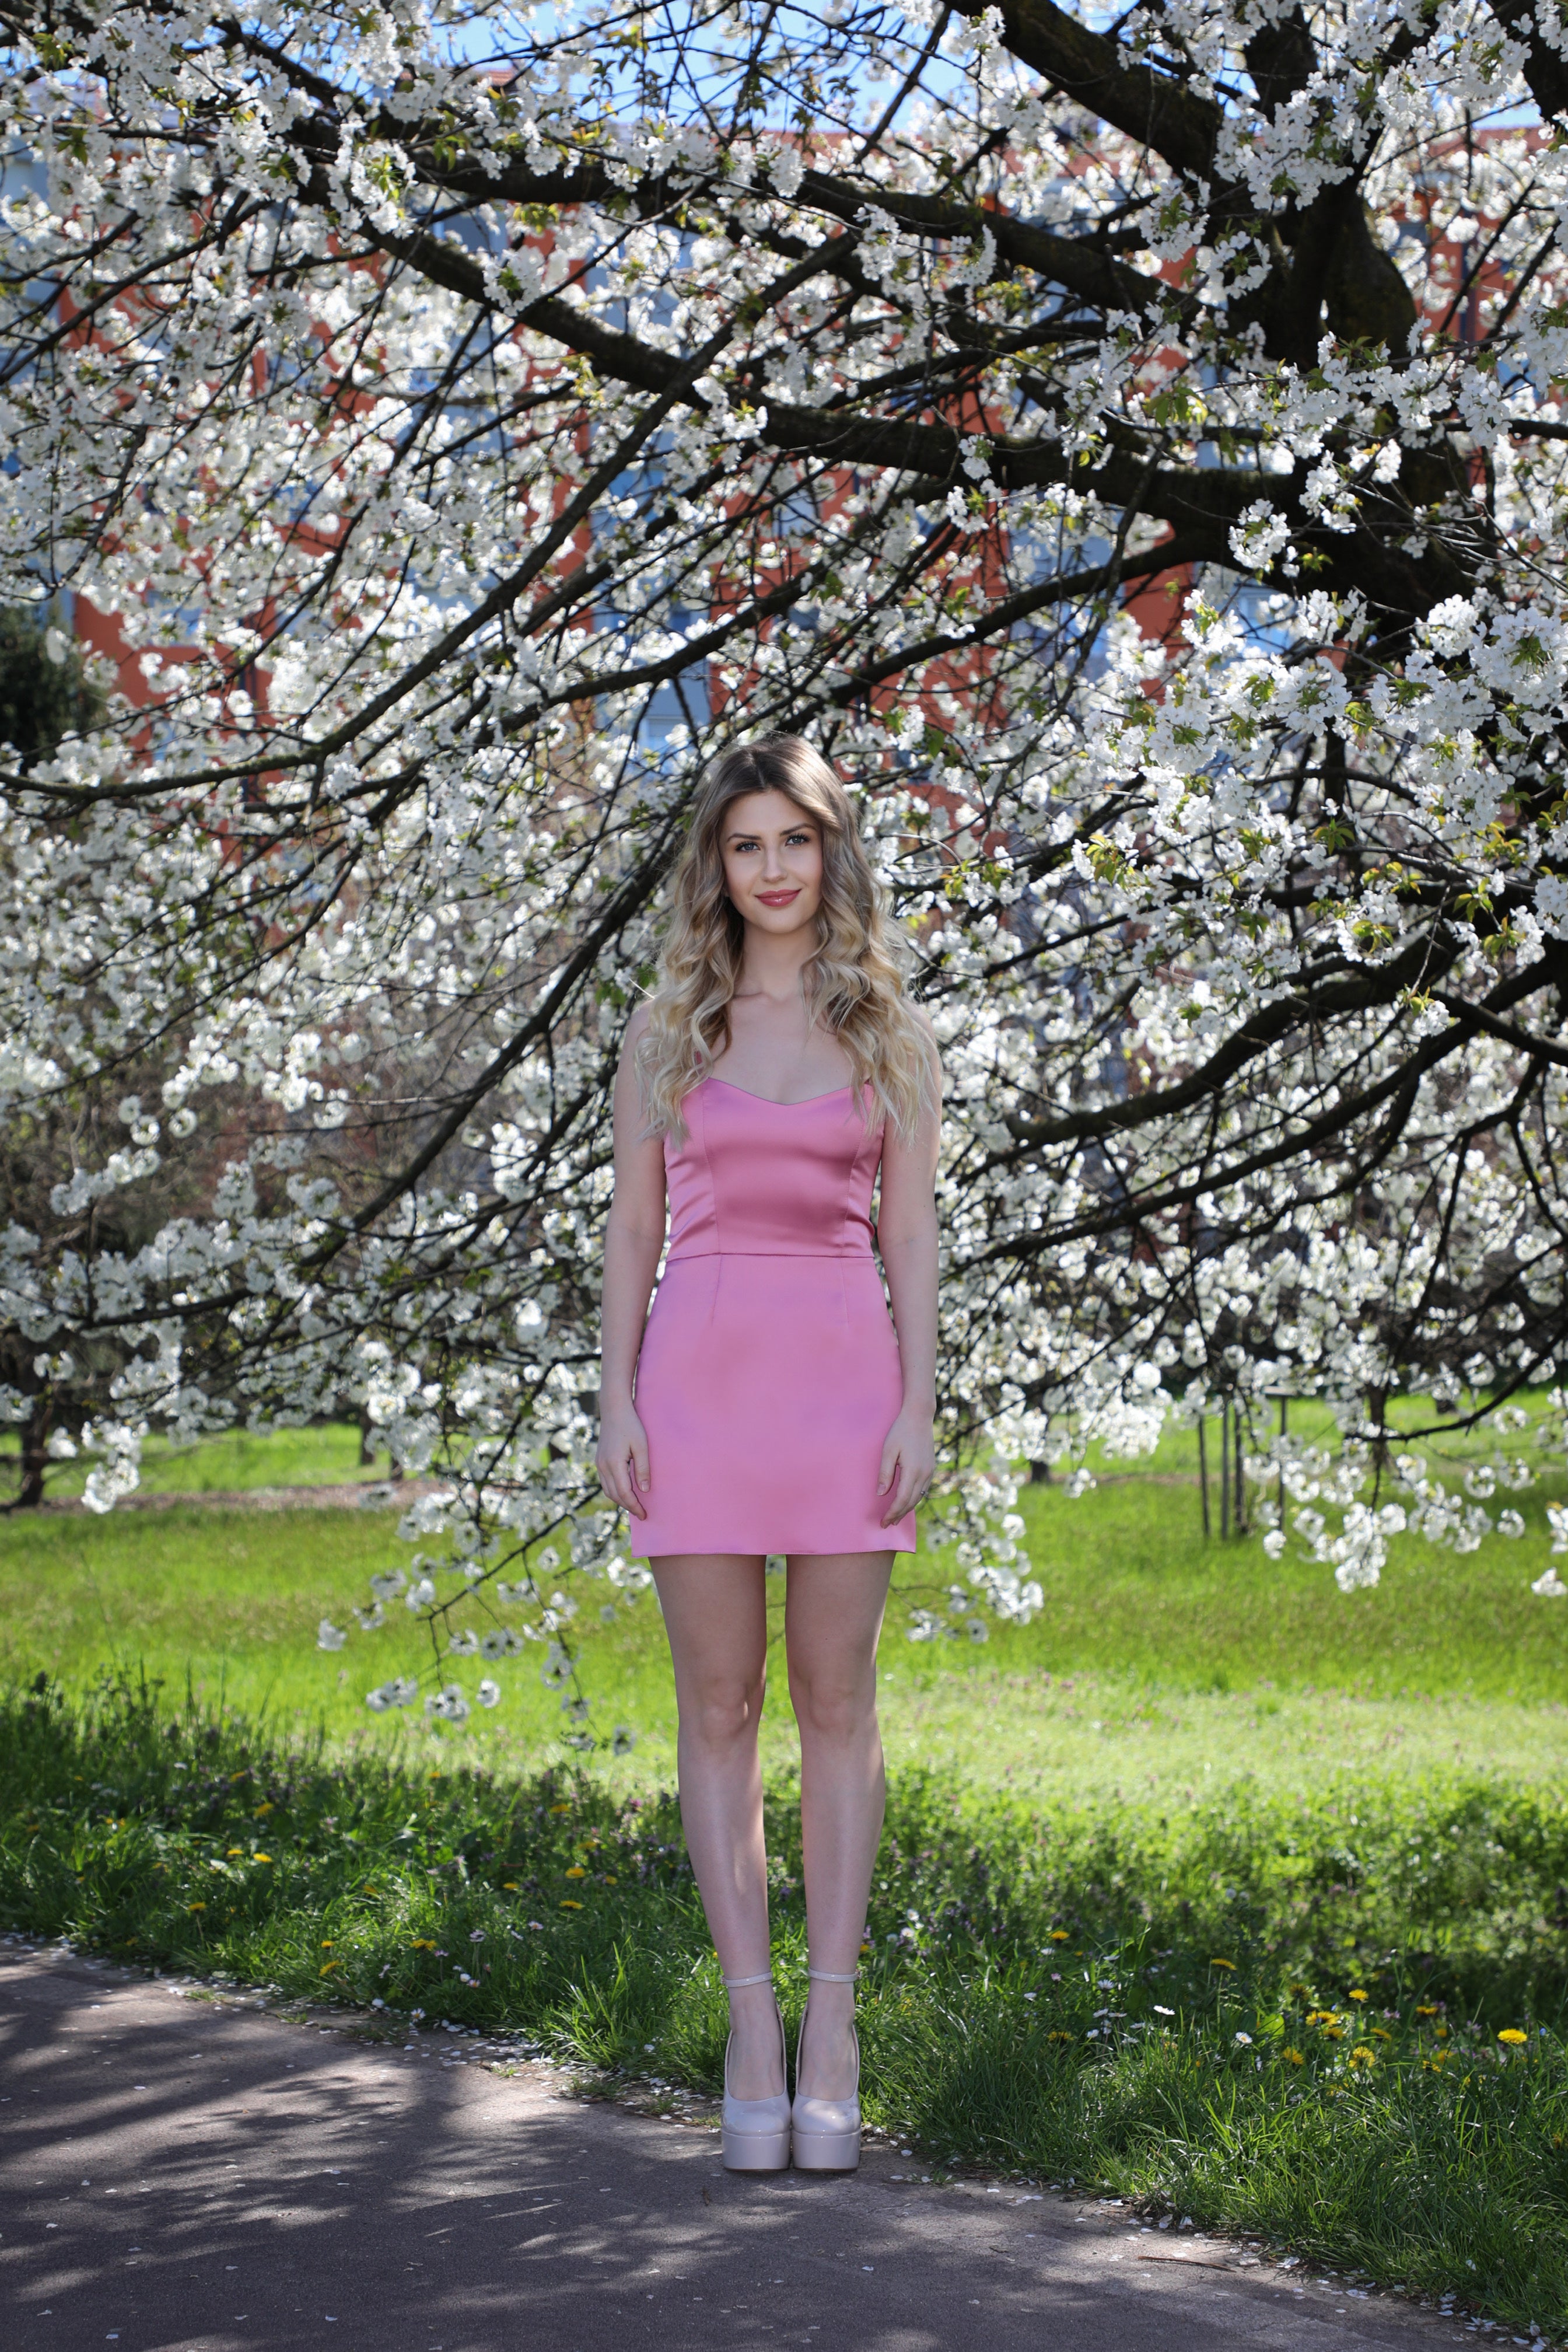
[787,1660,877,1744]
[681,1670,766,1749]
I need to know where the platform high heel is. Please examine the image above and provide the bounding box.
[720,1970,792,2172]
[790,1966,861,2172]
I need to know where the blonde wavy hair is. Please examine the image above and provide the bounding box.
[636,735,935,1141]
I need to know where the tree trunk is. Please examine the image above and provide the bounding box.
[13,1390,52,1510]
[1278,1395,1289,1528]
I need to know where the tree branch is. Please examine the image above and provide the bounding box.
[953,0,1221,178]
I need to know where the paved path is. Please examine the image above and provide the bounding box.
[1,1946,1479,2351]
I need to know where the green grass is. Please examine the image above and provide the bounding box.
[1014,1465,1568,1704]
[2,1674,1565,2338]
[0,1421,1563,1795]
[0,1504,408,1739]
[2,1422,1567,2329]
[7,1419,387,1502]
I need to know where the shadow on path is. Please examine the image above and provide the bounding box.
[0,1947,1470,2351]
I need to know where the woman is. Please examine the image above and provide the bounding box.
[596,734,940,2173]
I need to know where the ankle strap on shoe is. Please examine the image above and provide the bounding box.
[806,1967,860,1983]
[722,1970,775,1990]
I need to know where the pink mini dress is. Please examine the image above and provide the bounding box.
[629,1077,916,1559]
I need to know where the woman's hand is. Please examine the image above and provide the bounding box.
[597,1397,651,1521]
[877,1404,936,1526]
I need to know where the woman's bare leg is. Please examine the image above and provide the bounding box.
[785,1550,894,2099]
[649,1553,780,2098]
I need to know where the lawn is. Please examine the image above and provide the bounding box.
[1,1420,1566,2337]
[1,1416,1563,1795]
[2,1418,384,1502]
[2,1675,1565,2340]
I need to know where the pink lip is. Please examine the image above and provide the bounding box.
[756,889,800,906]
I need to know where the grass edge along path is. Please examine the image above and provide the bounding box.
[2,1673,1566,2341]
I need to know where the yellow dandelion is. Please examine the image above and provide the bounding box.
[1498,2028,1529,2046]
[559,1899,583,1910]
[1282,2047,1305,2067]
[1349,2045,1376,2067]
[1049,1930,1070,1942]
[226,1847,244,1858]
[564,1866,587,1879]
[1415,2003,1438,2017]
[320,1961,340,1976]
[1209,1958,1236,1971]
[253,1853,272,1863]
[1348,1988,1368,2002]
[187,1902,206,1912]
[502,1882,519,1891]
[603,1874,618,1886]
[549,1802,572,1815]
[411,1938,436,1951]
[320,1940,333,1950]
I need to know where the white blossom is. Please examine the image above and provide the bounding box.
[0,0,1565,1730]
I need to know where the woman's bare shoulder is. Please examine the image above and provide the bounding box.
[622,1000,653,1051]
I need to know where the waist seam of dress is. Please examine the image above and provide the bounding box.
[663,1247,878,1260]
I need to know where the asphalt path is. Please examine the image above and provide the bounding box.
[1,1945,1484,2351]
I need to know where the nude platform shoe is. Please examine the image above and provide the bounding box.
[790,1966,862,2172]
[720,1970,792,2172]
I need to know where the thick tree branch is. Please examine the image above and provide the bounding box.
[990,957,1554,1256]
[1487,0,1568,121]
[1004,940,1463,1149]
[954,0,1222,177]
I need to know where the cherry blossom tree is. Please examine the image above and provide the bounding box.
[2,0,1568,1711]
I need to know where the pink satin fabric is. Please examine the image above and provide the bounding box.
[629,1077,916,1559]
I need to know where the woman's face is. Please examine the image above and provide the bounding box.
[720,789,824,939]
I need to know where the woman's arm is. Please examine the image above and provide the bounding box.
[873,1023,942,1527]
[596,1010,667,1521]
